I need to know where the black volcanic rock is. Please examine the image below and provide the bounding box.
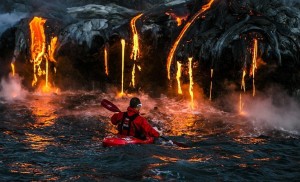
[0,0,299,96]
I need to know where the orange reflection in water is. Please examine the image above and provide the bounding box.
[10,162,43,174]
[9,162,59,180]
[21,95,60,152]
[254,158,271,161]
[153,155,179,162]
[24,132,55,151]
[167,114,198,136]
[29,95,58,127]
[188,156,212,162]
[233,137,267,145]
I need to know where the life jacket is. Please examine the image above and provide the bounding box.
[118,112,145,139]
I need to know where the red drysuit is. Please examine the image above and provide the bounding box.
[111,107,159,138]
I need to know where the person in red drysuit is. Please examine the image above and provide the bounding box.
[111,97,161,139]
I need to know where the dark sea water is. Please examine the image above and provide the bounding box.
[0,91,299,181]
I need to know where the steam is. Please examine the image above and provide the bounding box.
[0,75,27,102]
[243,88,300,135]
[0,12,27,35]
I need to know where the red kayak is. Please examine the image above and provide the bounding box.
[102,135,154,147]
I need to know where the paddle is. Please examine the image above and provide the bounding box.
[159,136,189,148]
[101,99,121,112]
[101,99,189,148]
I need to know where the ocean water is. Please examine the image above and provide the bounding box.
[0,91,299,181]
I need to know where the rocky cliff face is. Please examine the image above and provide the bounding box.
[0,0,299,97]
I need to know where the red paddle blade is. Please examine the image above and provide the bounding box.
[101,99,121,112]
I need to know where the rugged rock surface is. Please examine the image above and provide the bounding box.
[0,0,299,97]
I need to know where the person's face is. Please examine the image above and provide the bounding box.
[136,104,142,111]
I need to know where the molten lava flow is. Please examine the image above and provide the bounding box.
[29,17,46,87]
[240,70,246,113]
[251,39,258,96]
[167,0,215,79]
[241,70,246,92]
[44,36,58,92]
[48,37,58,63]
[176,61,183,94]
[131,64,136,88]
[209,69,213,101]
[188,57,194,109]
[130,13,143,61]
[11,63,15,76]
[137,65,142,71]
[165,12,188,26]
[121,39,125,95]
[104,46,109,76]
[130,14,143,88]
[45,59,48,89]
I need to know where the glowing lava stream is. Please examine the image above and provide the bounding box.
[121,39,125,95]
[188,57,194,109]
[11,63,15,76]
[104,46,109,76]
[252,39,258,96]
[240,70,246,113]
[176,61,183,94]
[29,17,46,87]
[209,69,213,101]
[165,12,188,26]
[241,70,246,92]
[131,64,136,88]
[45,36,58,90]
[48,37,58,63]
[130,13,143,88]
[130,13,143,61]
[167,0,215,80]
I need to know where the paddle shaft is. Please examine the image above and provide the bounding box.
[160,136,189,148]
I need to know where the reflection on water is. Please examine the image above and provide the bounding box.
[233,137,267,145]
[9,162,43,174]
[28,94,59,127]
[24,132,55,151]
[153,155,179,163]
[0,91,299,181]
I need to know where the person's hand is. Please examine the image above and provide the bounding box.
[153,127,163,136]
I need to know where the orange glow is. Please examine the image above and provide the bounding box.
[48,36,58,63]
[29,17,46,87]
[241,70,246,92]
[209,69,213,101]
[11,63,15,76]
[239,70,246,113]
[45,59,48,88]
[166,12,188,26]
[234,137,267,144]
[251,39,258,96]
[167,0,215,79]
[137,65,141,71]
[176,61,183,94]
[130,13,143,61]
[121,39,125,95]
[44,37,58,91]
[188,57,194,109]
[239,93,244,113]
[131,64,136,88]
[104,47,109,76]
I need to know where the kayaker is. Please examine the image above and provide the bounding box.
[111,97,161,140]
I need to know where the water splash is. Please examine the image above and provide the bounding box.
[243,91,300,135]
[0,74,27,102]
